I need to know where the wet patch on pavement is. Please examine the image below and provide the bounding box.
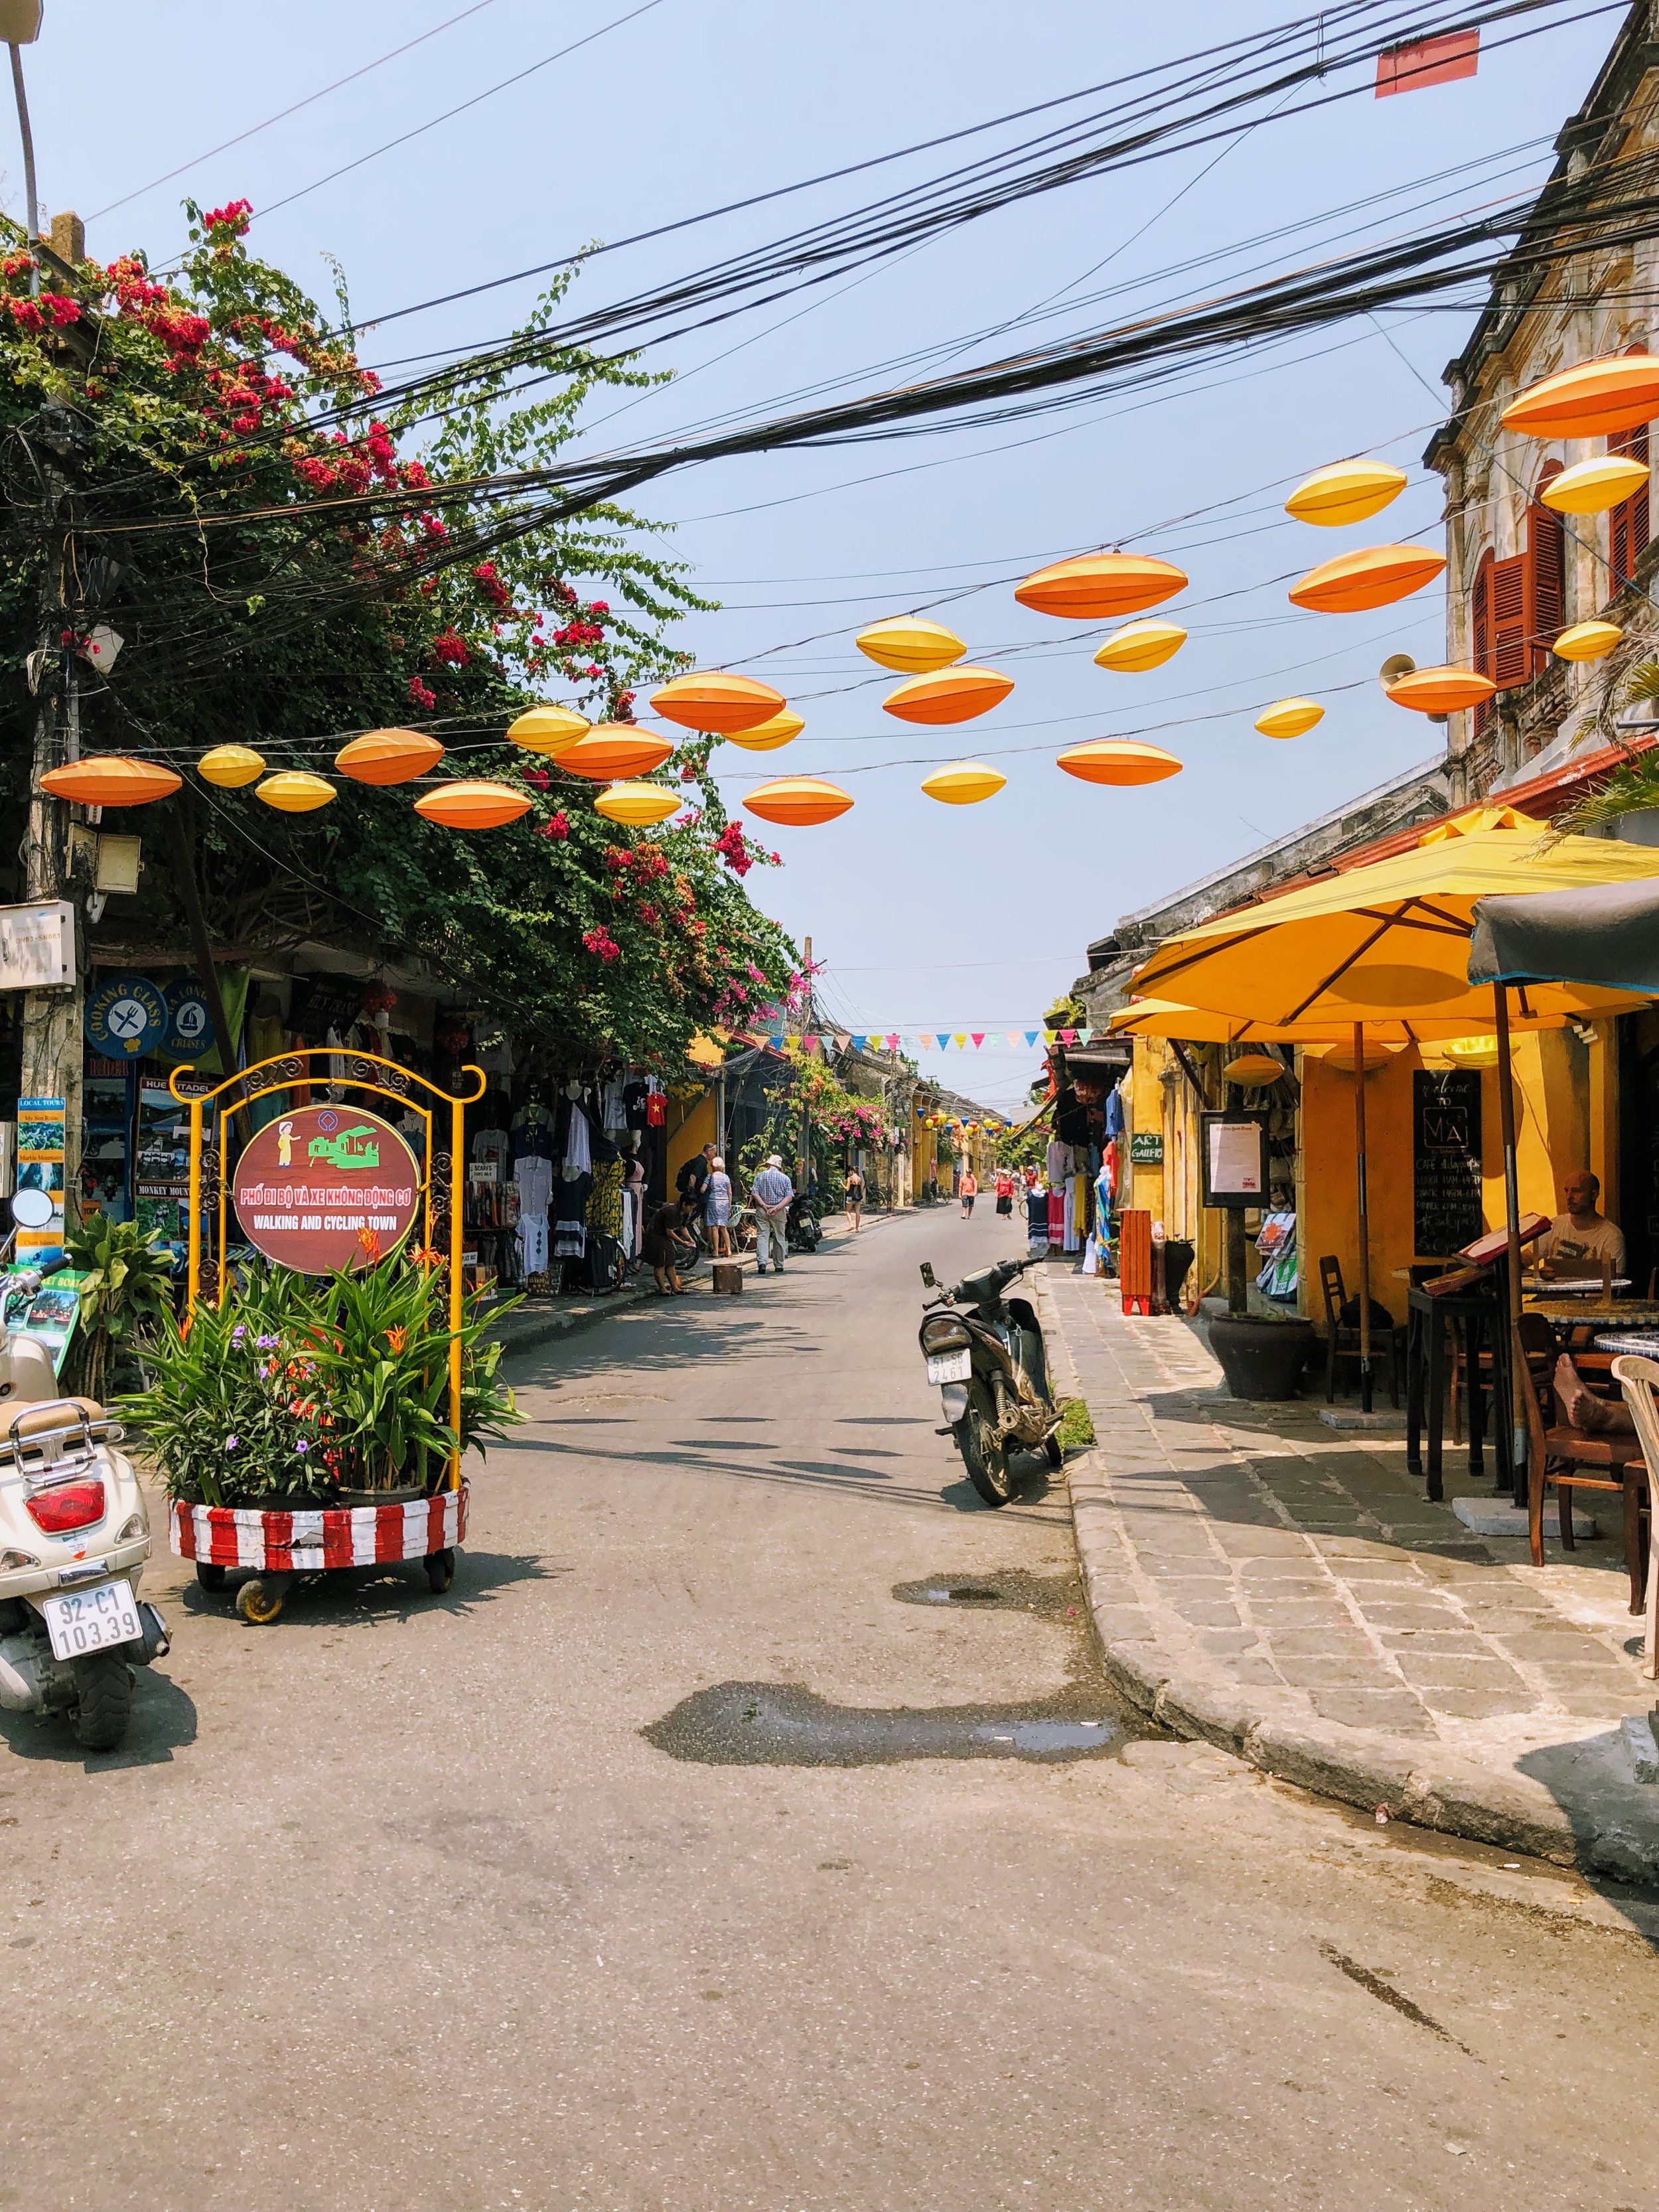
[642,1680,1129,1765]
[891,1568,1083,1617]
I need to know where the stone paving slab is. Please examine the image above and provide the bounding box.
[1033,1259,1659,1880]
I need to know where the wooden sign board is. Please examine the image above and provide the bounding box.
[1413,1069,1483,1258]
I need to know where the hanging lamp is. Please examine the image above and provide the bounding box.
[1500,353,1659,439]
[920,762,1006,804]
[1254,698,1325,739]
[723,709,804,752]
[1283,459,1407,527]
[1056,739,1182,785]
[1538,454,1650,515]
[650,671,784,733]
[883,666,1013,724]
[1552,620,1623,662]
[1288,544,1447,613]
[413,780,531,829]
[508,703,590,756]
[854,617,966,672]
[255,771,336,814]
[558,726,676,780]
[743,776,853,826]
[1093,621,1187,672]
[1015,552,1187,619]
[197,744,265,788]
[42,757,182,808]
[1384,666,1496,715]
[335,728,445,784]
[593,782,679,826]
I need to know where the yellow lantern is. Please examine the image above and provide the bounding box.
[1015,552,1187,620]
[197,744,265,788]
[1288,544,1447,614]
[508,704,589,756]
[1056,739,1182,786]
[1501,353,1659,439]
[743,777,853,826]
[1538,455,1650,516]
[1552,620,1623,662]
[1443,1034,1500,1069]
[883,666,1013,724]
[1093,621,1187,673]
[255,772,335,814]
[724,709,804,753]
[42,757,182,808]
[920,762,1006,805]
[650,671,784,734]
[1222,1053,1283,1087]
[559,727,676,780]
[1283,459,1407,528]
[855,617,966,672]
[335,728,445,785]
[1254,698,1324,739]
[1384,666,1496,715]
[593,781,679,826]
[1317,1039,1400,1075]
[413,780,531,830]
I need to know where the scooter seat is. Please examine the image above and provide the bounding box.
[0,1398,115,1466]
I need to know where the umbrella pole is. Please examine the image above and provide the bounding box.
[1352,1022,1372,1414]
[1494,984,1529,1507]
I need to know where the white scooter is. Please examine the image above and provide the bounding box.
[0,1305,167,1751]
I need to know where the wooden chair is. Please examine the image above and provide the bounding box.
[1611,1356,1659,1680]
[1318,1254,1405,1407]
[1518,1341,1650,1613]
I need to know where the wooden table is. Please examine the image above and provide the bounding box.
[1406,1281,1510,1504]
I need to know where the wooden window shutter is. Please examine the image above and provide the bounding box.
[1489,550,1531,690]
[1527,463,1565,673]
[1609,421,1650,591]
[1471,549,1494,735]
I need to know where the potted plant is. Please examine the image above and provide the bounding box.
[63,1215,177,1404]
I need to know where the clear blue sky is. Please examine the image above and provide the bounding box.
[10,1,1613,1109]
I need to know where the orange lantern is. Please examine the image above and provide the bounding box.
[1056,739,1182,786]
[743,777,853,826]
[413,780,531,830]
[650,671,784,734]
[1384,666,1496,715]
[558,725,676,780]
[1288,544,1447,614]
[1015,552,1187,620]
[41,757,181,808]
[883,666,1013,725]
[335,728,446,785]
[1500,353,1659,440]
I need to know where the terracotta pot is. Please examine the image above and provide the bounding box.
[1208,1315,1315,1401]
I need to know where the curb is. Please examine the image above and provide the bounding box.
[1037,1272,1659,1881]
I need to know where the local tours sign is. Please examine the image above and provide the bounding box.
[233,1105,420,1274]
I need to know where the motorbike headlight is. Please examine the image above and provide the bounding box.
[920,1315,972,1353]
[117,1514,145,1542]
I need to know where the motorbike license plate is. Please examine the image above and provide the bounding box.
[926,1349,972,1384]
[39,1578,141,1662]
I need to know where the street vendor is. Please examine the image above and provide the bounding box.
[1535,1171,1626,1282]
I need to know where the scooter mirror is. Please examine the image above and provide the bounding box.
[8,1187,53,1230]
[918,1262,936,1288]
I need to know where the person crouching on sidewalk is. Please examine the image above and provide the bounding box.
[644,1197,697,1295]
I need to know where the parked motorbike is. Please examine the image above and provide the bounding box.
[917,1256,1062,1507]
[786,1193,823,1255]
[0,1303,167,1751]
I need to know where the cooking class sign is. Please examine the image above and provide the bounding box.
[233,1105,420,1274]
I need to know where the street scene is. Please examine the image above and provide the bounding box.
[5,1,1659,2205]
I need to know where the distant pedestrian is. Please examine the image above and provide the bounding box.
[705,1155,733,1256]
[960,1169,978,1219]
[844,1163,864,1233]
[995,1169,1015,1217]
[751,1153,794,1274]
[643,1197,697,1295]
[677,1143,717,1246]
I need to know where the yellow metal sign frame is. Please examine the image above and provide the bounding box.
[172,1049,486,1490]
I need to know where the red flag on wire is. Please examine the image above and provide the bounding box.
[1376,27,1479,95]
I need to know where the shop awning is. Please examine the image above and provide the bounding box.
[1470,878,1659,997]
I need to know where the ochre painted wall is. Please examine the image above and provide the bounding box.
[666,1090,717,1191]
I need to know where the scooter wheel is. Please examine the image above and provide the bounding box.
[425,1548,455,1595]
[196,1562,227,1593]
[238,1577,285,1625]
[68,1651,133,1751]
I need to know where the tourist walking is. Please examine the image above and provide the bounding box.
[705,1155,733,1256]
[844,1163,864,1233]
[994,1169,1015,1217]
[959,1168,978,1219]
[751,1153,794,1274]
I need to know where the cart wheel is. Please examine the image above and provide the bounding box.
[425,1548,455,1595]
[195,1562,227,1593]
[238,1576,285,1625]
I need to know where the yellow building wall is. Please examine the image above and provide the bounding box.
[666,1090,717,1191]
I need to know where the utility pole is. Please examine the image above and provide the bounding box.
[798,932,813,1191]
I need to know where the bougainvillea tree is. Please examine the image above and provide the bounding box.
[0,200,793,1063]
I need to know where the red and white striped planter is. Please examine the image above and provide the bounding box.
[169,1483,468,1574]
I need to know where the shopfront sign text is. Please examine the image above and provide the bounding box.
[234,1106,419,1274]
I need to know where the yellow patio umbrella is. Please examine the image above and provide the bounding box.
[1127,807,1659,1406]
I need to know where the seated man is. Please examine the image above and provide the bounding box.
[1536,1171,1626,1282]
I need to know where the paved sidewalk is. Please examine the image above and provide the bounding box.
[1035,1260,1659,1878]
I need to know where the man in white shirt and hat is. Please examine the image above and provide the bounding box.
[751,1154,795,1276]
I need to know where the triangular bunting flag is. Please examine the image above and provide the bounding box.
[1025,1031,1039,1046]
[887,1033,901,1050]
[970,1033,985,1048]
[851,1035,867,1049]
[833,1033,851,1053]
[952,1033,968,1048]
[1006,1032,1022,1047]
[804,1035,820,1054]
[768,1033,786,1049]
[936,1033,951,1050]
[1060,1028,1077,1044]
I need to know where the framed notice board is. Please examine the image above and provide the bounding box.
[1413,1068,1483,1256]
[1200,1112,1269,1209]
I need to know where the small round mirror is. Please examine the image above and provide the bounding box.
[9,1187,54,1229]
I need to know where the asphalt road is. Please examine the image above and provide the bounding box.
[5,1207,1659,2211]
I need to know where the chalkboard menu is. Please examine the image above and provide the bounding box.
[1413,1069,1484,1256]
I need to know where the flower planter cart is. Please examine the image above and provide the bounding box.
[170,1482,469,1624]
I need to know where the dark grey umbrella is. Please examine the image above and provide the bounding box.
[1470,878,1659,995]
